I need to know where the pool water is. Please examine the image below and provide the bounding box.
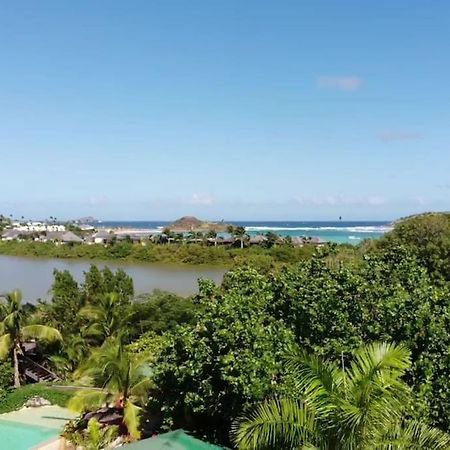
[0,419,58,450]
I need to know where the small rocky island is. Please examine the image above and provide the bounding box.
[167,216,232,232]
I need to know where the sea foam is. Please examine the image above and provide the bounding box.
[245,226,392,233]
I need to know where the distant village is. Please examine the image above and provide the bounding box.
[0,216,326,248]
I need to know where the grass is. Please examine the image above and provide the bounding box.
[0,384,74,414]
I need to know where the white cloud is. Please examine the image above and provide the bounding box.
[316,76,363,91]
[379,131,422,142]
[414,196,426,206]
[184,193,215,206]
[293,195,386,207]
[89,195,108,206]
[141,193,216,208]
[367,195,386,206]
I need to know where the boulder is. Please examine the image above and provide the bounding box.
[25,396,51,407]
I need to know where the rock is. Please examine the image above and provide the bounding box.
[25,396,51,407]
[168,216,231,232]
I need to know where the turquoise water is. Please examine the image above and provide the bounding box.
[93,220,392,244]
[0,420,58,450]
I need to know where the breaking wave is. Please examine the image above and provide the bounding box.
[245,226,392,233]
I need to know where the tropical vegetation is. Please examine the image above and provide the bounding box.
[2,213,450,448]
[68,338,152,439]
[0,237,321,268]
[0,290,62,387]
[234,342,450,449]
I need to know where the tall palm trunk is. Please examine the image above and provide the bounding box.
[240,238,244,249]
[13,343,20,388]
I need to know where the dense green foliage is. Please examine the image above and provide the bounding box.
[63,418,119,450]
[68,338,152,439]
[38,265,134,338]
[0,239,322,268]
[38,266,195,343]
[234,343,450,449]
[0,360,12,398]
[4,213,450,449]
[148,221,450,444]
[0,290,62,387]
[129,290,197,338]
[151,271,298,444]
[375,213,450,281]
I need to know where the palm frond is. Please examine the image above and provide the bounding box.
[79,305,102,320]
[374,419,450,449]
[349,342,410,384]
[21,324,62,342]
[5,290,23,308]
[124,401,141,440]
[233,397,319,450]
[83,322,105,339]
[129,377,155,404]
[73,338,151,409]
[335,343,411,445]
[68,389,109,413]
[71,418,119,449]
[0,333,12,359]
[285,352,341,411]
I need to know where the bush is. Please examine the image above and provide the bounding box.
[0,239,351,268]
[376,213,450,281]
[127,290,197,340]
[0,361,13,390]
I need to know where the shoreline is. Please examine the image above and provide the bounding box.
[0,238,327,268]
[0,253,227,301]
[97,226,163,235]
[0,250,231,270]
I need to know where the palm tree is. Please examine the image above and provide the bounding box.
[0,290,62,387]
[68,339,153,439]
[233,342,450,449]
[264,232,278,248]
[207,229,218,246]
[80,292,129,345]
[233,226,247,249]
[162,227,175,244]
[49,334,90,377]
[187,231,197,242]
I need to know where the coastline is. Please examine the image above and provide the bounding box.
[0,238,328,272]
[0,250,230,270]
[89,220,391,244]
[0,254,227,301]
[97,226,163,236]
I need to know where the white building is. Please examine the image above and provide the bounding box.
[13,223,66,232]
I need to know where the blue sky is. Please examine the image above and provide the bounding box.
[0,1,449,221]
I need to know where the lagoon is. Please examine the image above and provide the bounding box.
[0,255,225,302]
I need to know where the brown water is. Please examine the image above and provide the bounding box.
[0,255,225,302]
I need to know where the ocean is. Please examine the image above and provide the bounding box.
[92,221,392,245]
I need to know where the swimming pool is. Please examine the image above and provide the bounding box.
[0,419,58,450]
